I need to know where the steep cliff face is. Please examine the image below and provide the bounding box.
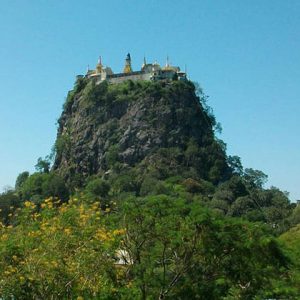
[53,79,228,187]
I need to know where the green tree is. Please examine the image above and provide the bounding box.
[20,173,69,203]
[120,195,291,299]
[15,171,29,190]
[213,175,248,204]
[0,190,20,223]
[41,173,69,201]
[243,168,268,189]
[227,196,255,218]
[184,138,199,166]
[279,224,300,296]
[35,157,51,173]
[227,155,243,175]
[105,145,120,168]
[84,178,110,206]
[289,204,300,226]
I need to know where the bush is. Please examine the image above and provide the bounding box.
[0,190,21,224]
[182,178,214,194]
[15,171,29,190]
[105,144,120,168]
[54,134,71,158]
[85,178,110,202]
[20,173,69,203]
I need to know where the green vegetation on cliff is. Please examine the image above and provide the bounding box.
[54,79,228,187]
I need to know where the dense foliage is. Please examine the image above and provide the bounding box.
[0,78,299,298]
[0,196,298,299]
[279,224,300,294]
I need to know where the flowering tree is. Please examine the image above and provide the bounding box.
[0,198,126,298]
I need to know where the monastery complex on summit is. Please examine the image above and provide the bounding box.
[79,53,187,84]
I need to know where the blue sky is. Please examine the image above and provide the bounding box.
[0,1,299,200]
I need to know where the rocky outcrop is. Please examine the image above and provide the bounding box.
[53,79,228,186]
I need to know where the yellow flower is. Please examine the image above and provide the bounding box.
[64,228,72,235]
[7,265,17,273]
[59,205,67,213]
[113,229,126,236]
[92,203,99,210]
[28,230,41,237]
[79,204,85,213]
[24,201,32,208]
[77,296,84,300]
[12,255,18,261]
[95,228,112,241]
[40,203,46,209]
[33,213,40,220]
[24,201,36,209]
[49,225,57,233]
[52,261,58,268]
[40,222,49,231]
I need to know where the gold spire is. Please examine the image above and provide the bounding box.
[141,56,147,69]
[166,55,170,68]
[123,53,132,73]
[163,55,172,70]
[96,56,103,74]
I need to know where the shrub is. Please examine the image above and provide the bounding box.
[85,178,110,202]
[20,173,69,203]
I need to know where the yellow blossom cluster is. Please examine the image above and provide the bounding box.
[24,200,36,209]
[94,228,113,241]
[112,229,126,236]
[0,196,129,298]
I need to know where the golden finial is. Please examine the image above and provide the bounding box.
[123,53,132,73]
[166,55,170,67]
[96,56,103,74]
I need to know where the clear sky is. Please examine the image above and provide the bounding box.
[0,1,299,200]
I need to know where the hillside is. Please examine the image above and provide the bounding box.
[54,78,228,188]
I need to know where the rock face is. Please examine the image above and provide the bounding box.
[53,79,228,187]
